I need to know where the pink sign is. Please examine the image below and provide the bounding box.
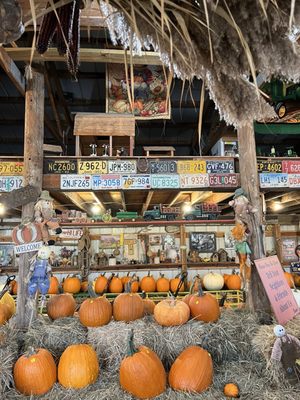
[254,255,299,325]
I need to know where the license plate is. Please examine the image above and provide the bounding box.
[177,160,206,174]
[282,160,300,174]
[209,174,239,187]
[122,175,151,189]
[259,173,289,188]
[257,160,282,173]
[206,160,234,174]
[92,174,121,190]
[0,162,24,176]
[0,176,23,192]
[78,160,107,174]
[180,174,209,188]
[108,160,136,174]
[60,175,92,190]
[44,159,77,174]
[149,160,177,174]
[151,174,180,188]
[288,174,300,188]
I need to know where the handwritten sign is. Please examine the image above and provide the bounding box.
[255,255,299,325]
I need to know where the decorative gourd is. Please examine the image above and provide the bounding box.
[79,286,112,327]
[168,345,213,393]
[226,271,241,290]
[13,348,57,395]
[170,274,185,293]
[141,291,155,315]
[223,382,240,398]
[94,273,108,294]
[156,273,170,292]
[10,280,18,295]
[80,281,89,292]
[284,271,294,288]
[121,272,131,286]
[58,344,99,389]
[130,275,140,293]
[0,303,11,325]
[113,282,144,322]
[293,274,300,287]
[189,286,220,322]
[0,291,16,315]
[154,297,190,326]
[120,330,166,399]
[203,272,224,291]
[108,273,123,293]
[63,275,81,294]
[47,293,76,320]
[48,275,59,294]
[140,271,156,292]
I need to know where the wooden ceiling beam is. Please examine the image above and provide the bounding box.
[44,68,64,140]
[120,191,127,212]
[62,192,91,214]
[142,191,154,214]
[0,47,25,95]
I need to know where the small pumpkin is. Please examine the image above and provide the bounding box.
[13,348,57,395]
[203,272,224,291]
[94,273,108,294]
[0,291,16,315]
[284,271,294,288]
[113,282,144,322]
[141,291,155,315]
[121,272,131,286]
[79,285,112,327]
[156,273,170,292]
[182,280,196,306]
[293,274,300,287]
[154,296,190,326]
[10,280,18,295]
[130,275,140,293]
[80,280,89,292]
[189,286,220,323]
[169,345,213,393]
[58,344,99,389]
[170,274,185,293]
[48,275,59,294]
[0,303,11,325]
[119,330,166,399]
[47,293,76,320]
[63,275,81,294]
[108,273,123,293]
[140,271,156,292]
[226,270,241,290]
[223,382,240,398]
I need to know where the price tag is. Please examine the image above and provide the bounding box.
[209,174,239,187]
[257,160,282,173]
[151,174,180,189]
[149,160,177,174]
[180,174,209,188]
[288,174,300,188]
[0,176,23,192]
[60,175,92,190]
[122,175,151,189]
[108,160,136,174]
[206,160,234,174]
[282,160,300,174]
[259,173,289,188]
[0,162,24,176]
[92,175,121,190]
[177,160,206,174]
[78,160,107,174]
[44,159,77,174]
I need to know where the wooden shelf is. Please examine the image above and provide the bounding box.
[188,262,239,270]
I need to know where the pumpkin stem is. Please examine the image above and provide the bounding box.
[160,273,164,278]
[124,281,132,293]
[88,282,97,298]
[147,271,150,277]
[140,290,146,299]
[127,329,137,356]
[197,285,205,297]
[26,346,36,357]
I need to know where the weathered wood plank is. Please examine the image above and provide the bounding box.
[74,113,135,137]
[0,47,25,95]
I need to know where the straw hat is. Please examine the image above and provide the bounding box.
[38,190,53,202]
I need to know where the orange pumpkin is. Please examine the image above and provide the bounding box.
[13,348,57,395]
[80,281,89,292]
[284,271,294,288]
[94,273,108,294]
[108,274,123,293]
[113,283,144,322]
[189,287,220,323]
[154,297,190,326]
[293,274,300,287]
[140,272,156,292]
[10,280,18,295]
[223,274,230,286]
[226,271,242,290]
[224,382,240,398]
[170,274,185,293]
[121,272,131,286]
[0,292,16,315]
[0,303,11,325]
[141,292,155,315]
[130,275,140,293]
[182,279,197,306]
[63,276,81,294]
[48,276,59,294]
[169,345,213,393]
[120,330,166,399]
[47,293,76,320]
[156,273,170,292]
[79,293,112,327]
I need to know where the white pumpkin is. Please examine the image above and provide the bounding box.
[292,289,300,308]
[203,272,224,291]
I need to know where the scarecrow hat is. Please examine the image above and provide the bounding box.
[38,190,53,201]
[233,188,246,199]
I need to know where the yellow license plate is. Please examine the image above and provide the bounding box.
[177,160,206,174]
[78,160,107,174]
[0,162,24,175]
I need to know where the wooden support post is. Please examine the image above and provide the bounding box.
[180,225,188,289]
[274,224,283,264]
[16,70,44,329]
[237,123,271,319]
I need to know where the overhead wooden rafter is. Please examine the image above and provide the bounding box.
[141,191,154,214]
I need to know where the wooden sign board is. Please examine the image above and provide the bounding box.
[0,185,39,208]
[14,241,43,255]
[255,255,299,325]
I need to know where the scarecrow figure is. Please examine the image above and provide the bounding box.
[34,190,62,245]
[229,188,257,231]
[271,325,300,383]
[231,223,251,290]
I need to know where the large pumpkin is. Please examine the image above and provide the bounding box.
[63,276,81,294]
[226,271,241,290]
[119,330,166,399]
[0,303,11,325]
[113,283,144,322]
[140,272,156,292]
[13,348,56,395]
[47,293,76,320]
[168,345,213,393]
[203,272,224,291]
[170,274,185,293]
[154,297,190,326]
[284,271,294,288]
[48,276,59,294]
[156,273,170,292]
[94,273,108,294]
[79,295,112,327]
[293,274,300,287]
[0,291,16,315]
[58,344,99,389]
[189,287,220,323]
[108,274,123,293]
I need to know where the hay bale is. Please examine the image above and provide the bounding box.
[0,323,19,394]
[24,316,87,359]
